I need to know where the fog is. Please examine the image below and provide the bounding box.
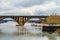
[0,18,19,34]
[0,18,59,40]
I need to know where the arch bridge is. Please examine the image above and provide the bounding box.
[0,16,47,26]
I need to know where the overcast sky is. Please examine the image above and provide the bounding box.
[0,0,60,16]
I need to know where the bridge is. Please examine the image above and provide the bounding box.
[0,16,47,26]
[0,16,60,34]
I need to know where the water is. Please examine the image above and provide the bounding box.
[0,26,59,40]
[0,33,60,40]
[0,34,19,40]
[1,35,48,40]
[19,26,60,40]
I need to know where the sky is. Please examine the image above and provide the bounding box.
[0,0,60,16]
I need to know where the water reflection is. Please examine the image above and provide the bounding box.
[0,34,19,40]
[0,32,60,40]
[19,26,60,40]
[0,26,59,40]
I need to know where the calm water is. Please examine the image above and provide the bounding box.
[0,26,59,40]
[0,34,19,40]
[0,34,59,40]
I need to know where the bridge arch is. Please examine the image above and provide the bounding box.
[0,16,47,26]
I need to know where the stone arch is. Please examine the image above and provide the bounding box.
[0,16,48,26]
[0,16,19,23]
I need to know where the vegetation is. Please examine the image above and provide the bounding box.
[46,14,60,25]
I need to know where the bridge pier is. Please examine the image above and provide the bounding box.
[19,17,23,26]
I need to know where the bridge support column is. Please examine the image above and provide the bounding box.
[19,17,23,26]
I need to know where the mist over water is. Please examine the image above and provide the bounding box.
[0,18,60,40]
